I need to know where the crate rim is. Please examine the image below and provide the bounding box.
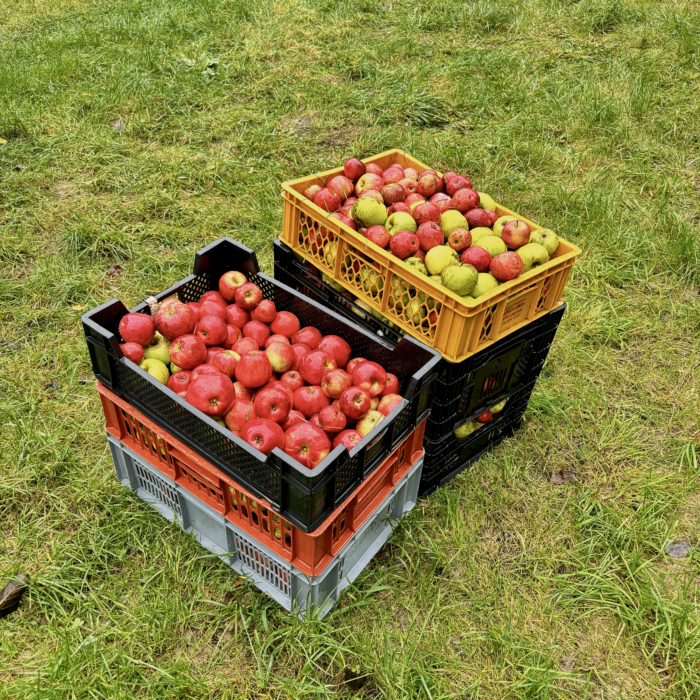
[281,148,582,310]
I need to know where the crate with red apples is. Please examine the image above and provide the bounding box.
[83,237,440,531]
[281,149,580,362]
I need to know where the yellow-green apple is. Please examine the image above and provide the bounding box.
[356,410,384,437]
[139,358,169,385]
[516,243,549,272]
[386,211,417,235]
[377,393,402,416]
[266,342,295,373]
[474,236,507,257]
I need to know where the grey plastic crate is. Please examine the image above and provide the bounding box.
[108,435,422,618]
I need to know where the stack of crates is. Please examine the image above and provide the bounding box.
[82,238,441,616]
[274,149,578,495]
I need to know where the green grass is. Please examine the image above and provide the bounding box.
[1,0,700,696]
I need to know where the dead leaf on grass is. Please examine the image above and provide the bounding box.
[107,263,123,278]
[551,471,566,485]
[665,541,691,559]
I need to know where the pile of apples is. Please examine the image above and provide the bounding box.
[304,158,560,300]
[117,271,403,469]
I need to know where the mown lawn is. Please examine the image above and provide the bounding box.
[1,0,699,697]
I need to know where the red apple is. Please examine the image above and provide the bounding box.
[389,231,420,260]
[346,357,366,373]
[253,386,291,424]
[387,202,412,216]
[382,166,404,185]
[420,168,438,177]
[212,349,240,378]
[120,342,144,364]
[242,320,270,348]
[501,220,531,249]
[379,373,400,397]
[222,324,242,350]
[265,342,295,373]
[225,304,250,329]
[271,311,300,338]
[413,249,426,262]
[170,334,207,370]
[412,202,441,226]
[186,373,235,417]
[359,189,384,203]
[303,184,322,201]
[365,163,383,176]
[234,283,263,310]
[345,196,357,206]
[284,423,331,468]
[292,326,322,349]
[476,410,492,423]
[321,368,352,398]
[186,301,202,322]
[206,346,225,364]
[355,173,384,196]
[445,176,470,197]
[159,298,180,310]
[416,222,444,252]
[485,210,498,226]
[299,349,337,385]
[218,271,248,301]
[365,225,391,248]
[405,193,425,207]
[327,175,354,202]
[381,183,406,205]
[293,385,330,418]
[195,315,228,346]
[280,370,304,394]
[290,342,311,371]
[377,393,402,416]
[234,350,273,388]
[167,369,191,394]
[339,386,371,420]
[416,173,439,198]
[261,380,294,407]
[251,299,276,324]
[241,418,285,455]
[200,290,227,306]
[399,178,418,195]
[466,208,494,229]
[199,298,227,320]
[461,246,492,272]
[265,333,290,348]
[233,381,252,401]
[356,410,384,437]
[352,361,387,397]
[191,364,222,383]
[430,192,451,204]
[451,188,479,214]
[314,187,341,212]
[335,214,357,230]
[280,409,305,432]
[312,405,346,434]
[433,197,456,215]
[317,335,351,368]
[490,252,524,281]
[232,336,258,356]
[447,228,472,253]
[224,398,256,434]
[344,158,366,180]
[404,167,418,180]
[119,313,155,346]
[442,171,458,186]
[332,429,363,450]
[155,303,195,340]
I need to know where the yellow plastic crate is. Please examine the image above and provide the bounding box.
[281,149,580,363]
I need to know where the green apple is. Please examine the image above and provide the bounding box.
[439,210,468,239]
[352,299,373,321]
[441,263,478,296]
[478,193,497,212]
[529,230,545,246]
[140,358,169,385]
[538,229,559,255]
[405,257,428,275]
[468,273,500,298]
[386,212,417,235]
[470,227,494,243]
[143,332,171,365]
[473,236,507,257]
[493,215,516,237]
[430,275,441,283]
[323,241,338,268]
[425,245,459,276]
[454,420,478,439]
[516,243,549,273]
[322,272,347,294]
[406,298,426,325]
[491,398,507,414]
[170,362,183,373]
[351,198,387,228]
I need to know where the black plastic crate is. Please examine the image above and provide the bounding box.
[82,238,441,532]
[419,380,537,496]
[273,239,566,443]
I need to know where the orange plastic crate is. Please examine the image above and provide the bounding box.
[281,148,580,363]
[97,382,425,577]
